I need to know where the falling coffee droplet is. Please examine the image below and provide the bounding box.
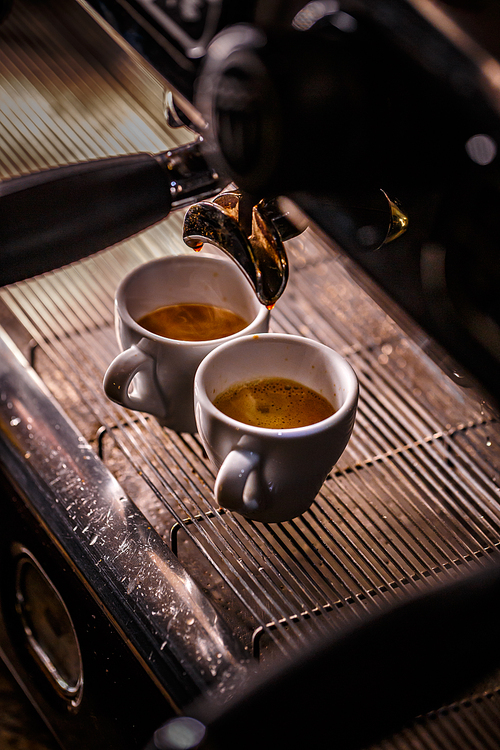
[266,302,275,311]
[192,242,203,252]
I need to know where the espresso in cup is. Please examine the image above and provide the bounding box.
[138,303,249,342]
[103,254,270,433]
[214,377,335,429]
[194,333,359,522]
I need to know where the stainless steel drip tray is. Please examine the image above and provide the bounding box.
[1,234,500,667]
[2,236,500,750]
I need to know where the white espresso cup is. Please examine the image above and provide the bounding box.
[194,333,359,522]
[103,254,270,433]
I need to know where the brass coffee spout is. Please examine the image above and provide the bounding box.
[383,191,409,244]
[182,190,301,307]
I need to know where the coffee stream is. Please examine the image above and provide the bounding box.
[138,303,248,341]
[214,377,335,429]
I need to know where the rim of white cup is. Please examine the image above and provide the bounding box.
[115,253,269,347]
[195,332,359,436]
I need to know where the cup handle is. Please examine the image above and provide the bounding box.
[103,339,168,420]
[214,449,263,515]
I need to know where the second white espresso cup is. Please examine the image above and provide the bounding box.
[103,253,270,433]
[194,333,359,523]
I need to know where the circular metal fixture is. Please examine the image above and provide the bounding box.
[14,546,83,708]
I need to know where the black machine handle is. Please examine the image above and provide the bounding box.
[0,140,225,286]
[149,561,500,750]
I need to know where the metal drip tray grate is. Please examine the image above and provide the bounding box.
[3,233,499,660]
[2,1,500,747]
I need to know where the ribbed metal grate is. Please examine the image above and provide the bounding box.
[373,690,500,750]
[2,1,500,747]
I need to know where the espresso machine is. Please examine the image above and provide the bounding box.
[2,1,500,749]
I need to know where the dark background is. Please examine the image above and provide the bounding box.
[0,659,58,750]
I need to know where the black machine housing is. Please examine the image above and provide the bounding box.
[80,0,500,408]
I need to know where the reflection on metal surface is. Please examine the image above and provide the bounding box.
[0,330,247,707]
[383,192,409,245]
[408,0,500,117]
[183,190,293,306]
